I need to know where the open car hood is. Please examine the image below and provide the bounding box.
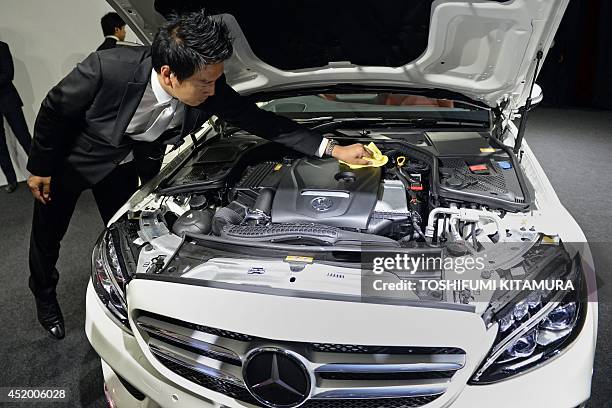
[108,0,568,109]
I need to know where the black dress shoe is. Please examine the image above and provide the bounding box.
[4,182,17,193]
[35,297,65,339]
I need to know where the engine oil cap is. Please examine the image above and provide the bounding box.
[445,177,463,188]
[497,161,513,170]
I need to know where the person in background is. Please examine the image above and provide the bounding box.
[0,40,32,193]
[97,12,126,51]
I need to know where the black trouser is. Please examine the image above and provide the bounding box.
[28,162,138,301]
[0,107,32,184]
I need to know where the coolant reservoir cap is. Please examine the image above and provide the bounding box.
[189,194,208,210]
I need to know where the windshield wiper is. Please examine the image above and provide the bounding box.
[295,116,335,123]
[310,117,489,132]
[364,117,488,127]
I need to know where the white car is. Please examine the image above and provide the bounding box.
[86,1,597,407]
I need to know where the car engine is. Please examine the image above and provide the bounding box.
[184,148,431,247]
[137,130,533,254]
[272,158,382,230]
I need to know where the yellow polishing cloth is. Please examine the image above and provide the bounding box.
[340,142,388,169]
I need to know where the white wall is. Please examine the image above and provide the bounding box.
[0,0,140,185]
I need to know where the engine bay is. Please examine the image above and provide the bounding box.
[147,128,533,252]
[107,127,551,306]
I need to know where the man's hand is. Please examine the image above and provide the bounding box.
[331,143,372,165]
[27,175,52,204]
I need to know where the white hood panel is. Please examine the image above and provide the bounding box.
[110,0,569,108]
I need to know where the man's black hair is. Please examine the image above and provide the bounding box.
[101,12,126,36]
[151,10,233,81]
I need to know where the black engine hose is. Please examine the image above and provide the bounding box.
[254,188,275,215]
[212,200,248,235]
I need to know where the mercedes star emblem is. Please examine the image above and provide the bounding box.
[311,196,333,212]
[243,348,311,408]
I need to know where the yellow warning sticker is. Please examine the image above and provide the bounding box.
[285,256,314,263]
[480,148,496,153]
[542,235,559,244]
[274,163,283,171]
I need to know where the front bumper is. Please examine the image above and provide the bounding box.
[85,280,596,408]
[86,282,222,408]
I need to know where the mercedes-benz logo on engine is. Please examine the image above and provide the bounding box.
[311,196,333,212]
[243,348,311,408]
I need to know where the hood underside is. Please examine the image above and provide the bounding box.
[109,0,568,109]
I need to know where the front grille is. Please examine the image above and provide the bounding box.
[146,331,241,366]
[302,395,443,408]
[154,350,443,408]
[311,343,465,355]
[151,350,259,405]
[146,312,254,342]
[136,312,466,408]
[142,312,463,355]
[311,343,371,353]
[318,371,455,381]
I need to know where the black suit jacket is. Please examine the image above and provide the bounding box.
[0,41,24,113]
[96,37,118,51]
[27,46,323,185]
[93,36,161,183]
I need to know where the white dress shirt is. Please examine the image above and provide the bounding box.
[126,69,183,138]
[317,137,330,157]
[120,70,184,163]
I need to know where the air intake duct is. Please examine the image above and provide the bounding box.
[212,201,249,235]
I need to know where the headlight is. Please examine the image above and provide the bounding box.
[470,252,586,384]
[91,230,131,330]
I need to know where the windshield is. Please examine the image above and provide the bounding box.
[260,93,489,124]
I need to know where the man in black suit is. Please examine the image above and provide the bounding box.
[96,12,126,51]
[95,12,162,182]
[26,11,370,339]
[0,41,32,193]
